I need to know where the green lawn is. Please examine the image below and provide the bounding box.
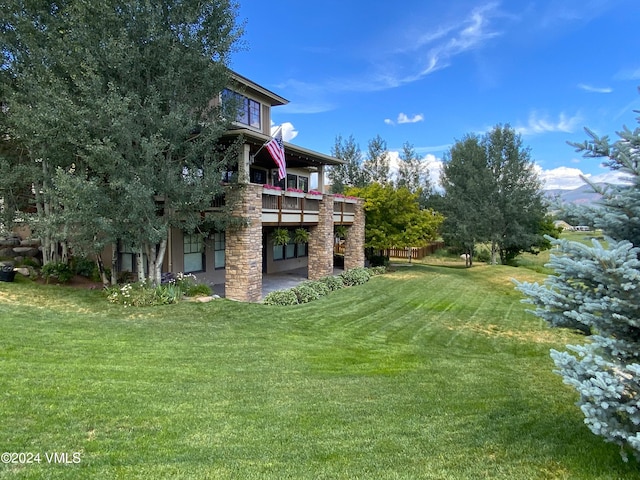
[1,263,638,479]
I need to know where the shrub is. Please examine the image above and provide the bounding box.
[340,267,371,286]
[106,282,182,307]
[71,256,96,278]
[185,283,212,297]
[263,289,299,306]
[41,261,74,283]
[302,280,330,297]
[291,283,321,304]
[368,266,387,276]
[319,275,344,291]
[369,255,389,267]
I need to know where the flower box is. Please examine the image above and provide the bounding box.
[305,192,323,200]
[284,190,305,198]
[262,185,282,196]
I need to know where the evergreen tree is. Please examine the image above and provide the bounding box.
[397,141,432,205]
[329,134,368,193]
[363,134,390,184]
[516,111,640,461]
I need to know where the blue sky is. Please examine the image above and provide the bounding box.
[230,0,640,190]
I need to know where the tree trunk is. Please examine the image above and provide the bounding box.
[490,239,498,265]
[136,247,146,283]
[146,238,167,286]
[96,253,109,288]
[111,242,118,285]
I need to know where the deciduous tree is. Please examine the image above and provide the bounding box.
[0,0,243,285]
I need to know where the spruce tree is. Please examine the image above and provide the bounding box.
[516,112,640,461]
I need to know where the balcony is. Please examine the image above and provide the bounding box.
[261,188,356,225]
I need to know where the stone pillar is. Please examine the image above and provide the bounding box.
[344,199,365,270]
[308,194,334,280]
[225,184,263,302]
[237,143,251,184]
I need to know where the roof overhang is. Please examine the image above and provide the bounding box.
[224,129,345,167]
[228,71,288,107]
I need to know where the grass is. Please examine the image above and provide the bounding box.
[1,262,639,479]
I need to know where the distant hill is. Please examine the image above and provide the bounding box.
[544,183,605,205]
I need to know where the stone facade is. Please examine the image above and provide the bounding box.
[307,195,335,280]
[224,184,263,302]
[344,199,365,271]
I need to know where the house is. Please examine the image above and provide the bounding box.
[148,71,365,302]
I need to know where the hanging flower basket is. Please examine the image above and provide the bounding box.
[293,228,310,244]
[272,228,290,246]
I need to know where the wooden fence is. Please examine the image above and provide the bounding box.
[383,242,445,260]
[334,241,445,260]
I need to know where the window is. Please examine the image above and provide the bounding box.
[250,168,267,185]
[214,231,225,269]
[285,173,309,192]
[184,234,204,273]
[222,89,261,130]
[119,242,147,274]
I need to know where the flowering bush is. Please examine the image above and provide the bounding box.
[106,281,183,307]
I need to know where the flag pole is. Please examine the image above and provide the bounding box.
[253,125,283,158]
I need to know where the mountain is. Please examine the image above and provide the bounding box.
[544,183,606,205]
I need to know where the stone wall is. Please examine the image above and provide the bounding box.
[308,195,334,280]
[224,184,263,302]
[0,236,42,266]
[344,199,365,270]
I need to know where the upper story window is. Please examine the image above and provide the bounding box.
[222,88,261,130]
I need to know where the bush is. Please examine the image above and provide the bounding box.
[340,267,371,286]
[368,266,387,276]
[368,255,389,267]
[263,289,299,306]
[319,275,344,291]
[71,256,96,278]
[185,283,212,297]
[41,261,74,283]
[106,282,182,307]
[291,283,321,304]
[302,280,330,297]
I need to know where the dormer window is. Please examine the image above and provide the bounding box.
[222,88,261,130]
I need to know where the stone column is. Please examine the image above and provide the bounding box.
[344,199,365,270]
[308,194,334,280]
[225,184,263,302]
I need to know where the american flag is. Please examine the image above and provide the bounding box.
[266,130,286,180]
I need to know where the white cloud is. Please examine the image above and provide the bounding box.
[271,122,298,142]
[516,111,582,136]
[385,113,425,125]
[536,165,590,190]
[577,83,613,93]
[536,164,633,190]
[398,113,425,124]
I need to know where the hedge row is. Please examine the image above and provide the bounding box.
[263,266,386,306]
